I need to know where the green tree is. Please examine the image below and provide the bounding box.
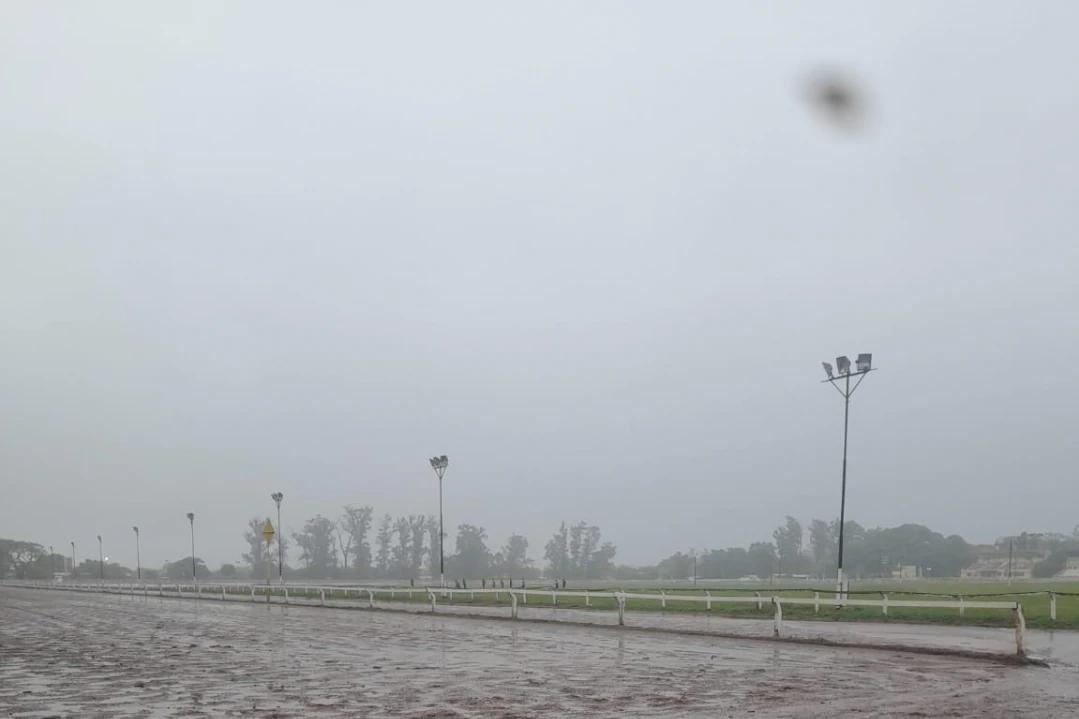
[292,515,337,577]
[808,519,835,575]
[543,522,570,578]
[452,524,491,580]
[218,563,239,578]
[392,516,412,578]
[241,517,288,576]
[500,534,533,576]
[408,515,427,579]
[773,516,803,575]
[747,541,777,578]
[340,505,374,577]
[375,514,393,578]
[163,557,209,581]
[426,515,441,576]
[1,539,45,579]
[588,541,617,578]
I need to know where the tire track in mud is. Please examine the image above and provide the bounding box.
[3,588,1078,717]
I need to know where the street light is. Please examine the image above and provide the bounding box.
[133,526,141,581]
[49,545,54,576]
[70,542,76,579]
[821,352,876,602]
[97,535,104,582]
[429,455,449,589]
[186,513,196,584]
[271,492,284,584]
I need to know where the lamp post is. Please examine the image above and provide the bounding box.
[70,542,76,579]
[133,526,141,581]
[186,513,196,584]
[97,535,104,583]
[820,353,876,602]
[49,545,54,577]
[271,493,284,584]
[429,455,449,589]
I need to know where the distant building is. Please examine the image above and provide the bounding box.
[961,549,1048,580]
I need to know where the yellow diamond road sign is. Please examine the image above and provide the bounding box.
[262,519,275,544]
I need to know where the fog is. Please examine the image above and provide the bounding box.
[2,2,1077,570]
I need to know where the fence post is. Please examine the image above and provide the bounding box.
[881,592,888,616]
[585,593,590,608]
[522,590,528,605]
[1014,603,1026,656]
[509,592,518,620]
[959,596,965,617]
[617,593,626,626]
[552,592,557,606]
[319,589,326,607]
[661,590,666,609]
[1050,592,1057,622]
[706,591,712,610]
[221,586,226,601]
[367,589,374,608]
[428,590,437,613]
[772,597,783,637]
[814,592,820,614]
[284,587,289,605]
[251,586,256,602]
[755,592,762,611]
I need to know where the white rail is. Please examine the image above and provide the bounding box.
[8,581,1028,656]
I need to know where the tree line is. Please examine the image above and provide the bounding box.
[653,518,1079,582]
[8,518,1079,583]
[239,506,617,581]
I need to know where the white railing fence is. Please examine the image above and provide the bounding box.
[7,580,1028,657]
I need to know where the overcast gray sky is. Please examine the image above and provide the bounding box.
[2,2,1078,570]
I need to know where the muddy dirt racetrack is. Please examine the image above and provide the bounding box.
[3,588,1078,717]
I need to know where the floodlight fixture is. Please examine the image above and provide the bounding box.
[822,362,834,379]
[836,356,851,375]
[856,353,872,373]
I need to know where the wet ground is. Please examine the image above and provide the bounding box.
[3,588,1079,717]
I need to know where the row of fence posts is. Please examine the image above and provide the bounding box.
[26,581,1030,656]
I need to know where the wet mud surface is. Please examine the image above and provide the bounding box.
[3,588,1079,717]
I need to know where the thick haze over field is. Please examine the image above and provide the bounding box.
[2,2,1077,569]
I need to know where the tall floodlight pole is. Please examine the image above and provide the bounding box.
[820,353,876,602]
[271,493,284,584]
[70,542,76,579]
[429,455,449,588]
[97,535,104,582]
[133,526,141,581]
[186,513,196,584]
[49,545,54,576]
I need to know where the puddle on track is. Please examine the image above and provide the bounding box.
[3,588,1079,717]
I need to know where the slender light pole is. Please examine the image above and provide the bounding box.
[133,526,141,581]
[820,353,876,602]
[429,455,449,588]
[97,535,104,582]
[49,545,54,577]
[70,542,76,579]
[186,513,196,584]
[271,493,284,584]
